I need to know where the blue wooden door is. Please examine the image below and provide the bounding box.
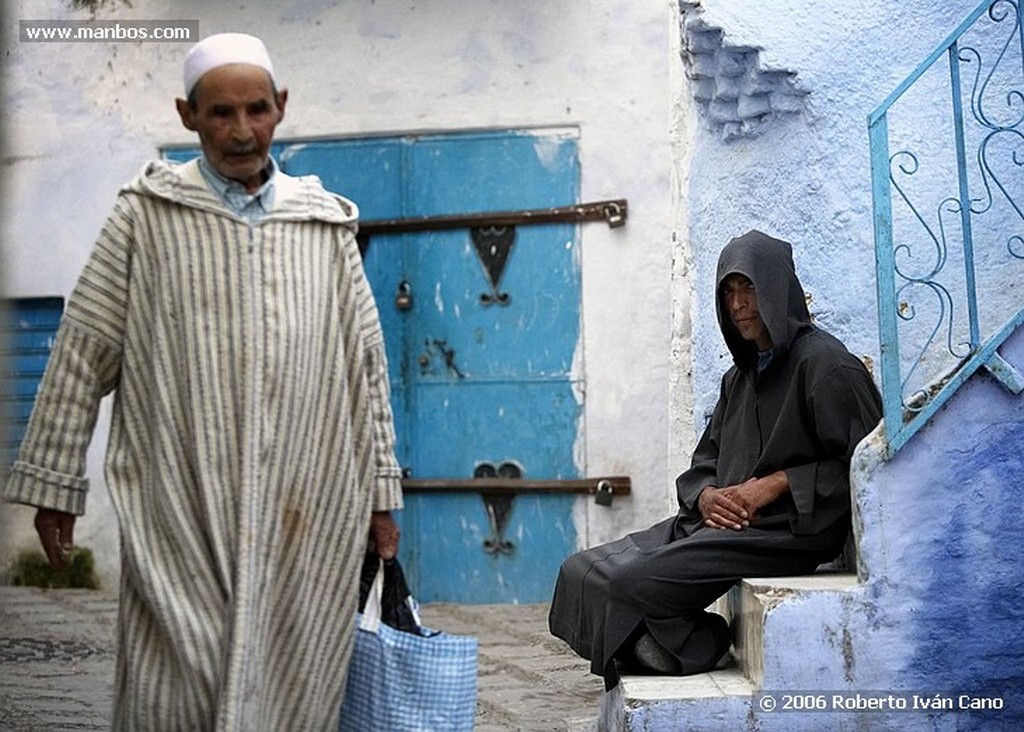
[172,130,582,603]
[400,133,581,604]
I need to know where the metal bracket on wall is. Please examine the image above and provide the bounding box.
[474,462,521,556]
[356,199,628,256]
[471,226,515,306]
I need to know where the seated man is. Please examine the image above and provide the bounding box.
[549,230,882,690]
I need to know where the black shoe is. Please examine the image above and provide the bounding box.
[633,632,682,674]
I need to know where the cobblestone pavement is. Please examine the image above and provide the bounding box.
[0,587,604,731]
[0,588,117,731]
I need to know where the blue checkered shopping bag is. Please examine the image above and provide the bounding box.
[339,558,478,731]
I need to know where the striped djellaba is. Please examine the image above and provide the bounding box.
[3,159,404,731]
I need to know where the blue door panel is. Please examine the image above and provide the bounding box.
[4,352,52,375]
[398,132,581,602]
[6,330,58,350]
[409,132,579,214]
[7,308,62,329]
[7,400,36,420]
[399,379,578,601]
[280,140,405,220]
[3,377,48,397]
[2,298,64,467]
[408,224,579,379]
[410,381,580,476]
[400,493,575,604]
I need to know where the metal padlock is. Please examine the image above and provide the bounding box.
[603,202,626,228]
[594,479,614,506]
[395,280,413,311]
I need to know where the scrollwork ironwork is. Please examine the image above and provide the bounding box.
[959,1,1024,255]
[958,1,1023,130]
[879,0,1023,417]
[888,153,974,408]
[892,279,972,411]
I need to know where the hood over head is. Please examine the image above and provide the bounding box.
[123,158,358,227]
[715,230,812,370]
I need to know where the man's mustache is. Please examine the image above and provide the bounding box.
[226,144,259,155]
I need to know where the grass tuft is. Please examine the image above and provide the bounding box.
[10,547,101,589]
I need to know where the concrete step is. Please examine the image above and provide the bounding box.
[604,666,755,730]
[719,573,859,687]
[601,574,860,731]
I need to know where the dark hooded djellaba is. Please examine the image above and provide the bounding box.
[548,230,882,690]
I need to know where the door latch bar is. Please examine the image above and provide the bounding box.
[359,199,628,238]
[406,467,631,557]
[401,475,631,500]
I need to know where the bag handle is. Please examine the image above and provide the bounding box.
[358,557,384,633]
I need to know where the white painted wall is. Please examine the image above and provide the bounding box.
[1,0,679,586]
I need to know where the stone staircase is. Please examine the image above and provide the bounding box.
[599,574,859,731]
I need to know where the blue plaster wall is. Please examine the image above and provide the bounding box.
[849,321,1024,728]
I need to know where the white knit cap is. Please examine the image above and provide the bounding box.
[183,32,275,96]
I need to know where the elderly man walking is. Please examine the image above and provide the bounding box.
[3,33,403,730]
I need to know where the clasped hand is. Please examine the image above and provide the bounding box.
[697,471,789,531]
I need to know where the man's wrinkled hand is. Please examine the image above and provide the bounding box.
[698,486,751,531]
[698,472,790,531]
[35,508,76,569]
[368,511,400,560]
